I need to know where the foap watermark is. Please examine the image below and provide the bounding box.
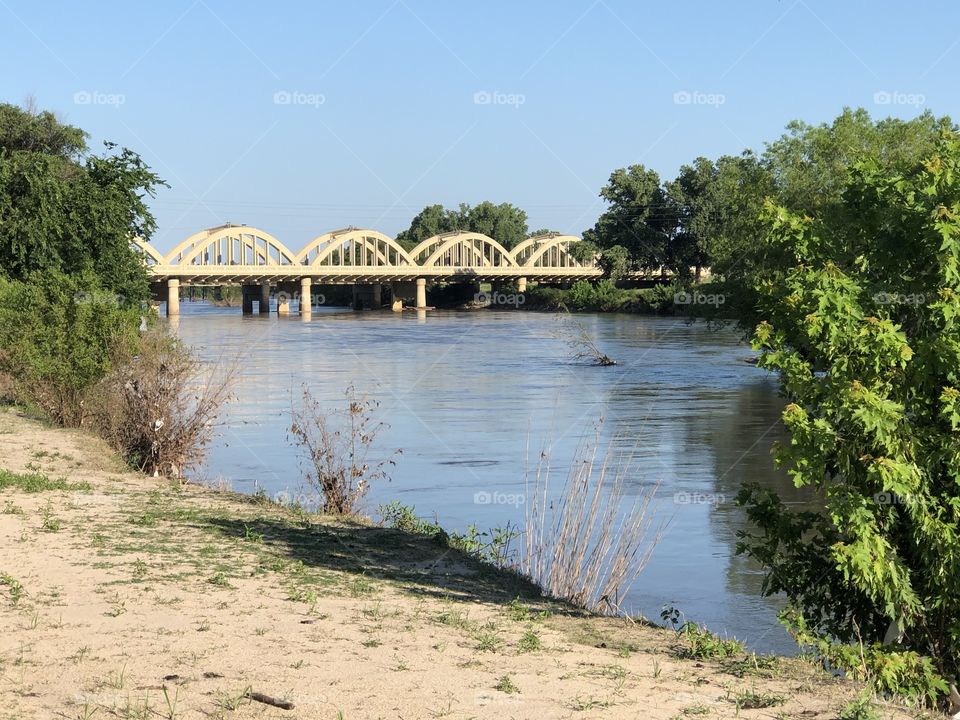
[674,291,725,307]
[74,290,126,306]
[673,90,725,108]
[474,490,525,507]
[873,291,926,306]
[873,90,925,108]
[473,90,525,108]
[475,291,525,307]
[274,290,326,306]
[873,491,917,506]
[273,90,326,108]
[272,490,324,511]
[674,491,725,506]
[73,90,125,108]
[475,691,523,707]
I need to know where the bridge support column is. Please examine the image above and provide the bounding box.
[241,285,255,315]
[416,278,427,309]
[300,278,312,318]
[372,283,382,308]
[166,279,180,317]
[260,282,271,314]
[517,277,527,293]
[277,291,290,315]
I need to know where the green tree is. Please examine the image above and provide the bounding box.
[736,132,960,703]
[463,201,528,249]
[396,201,529,251]
[0,103,166,304]
[583,165,678,272]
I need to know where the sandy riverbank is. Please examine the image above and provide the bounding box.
[0,408,920,719]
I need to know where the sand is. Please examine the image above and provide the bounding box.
[0,408,919,720]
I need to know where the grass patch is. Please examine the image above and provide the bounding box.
[517,629,542,653]
[0,468,90,493]
[676,623,744,660]
[495,675,520,694]
[730,688,786,710]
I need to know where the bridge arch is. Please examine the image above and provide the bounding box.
[164,225,298,267]
[130,237,165,266]
[410,231,517,268]
[296,228,415,267]
[511,233,591,269]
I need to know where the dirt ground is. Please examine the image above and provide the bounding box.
[0,408,922,720]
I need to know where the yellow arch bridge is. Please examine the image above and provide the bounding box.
[135,224,673,316]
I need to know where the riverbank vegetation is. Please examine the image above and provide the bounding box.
[0,409,922,719]
[0,103,232,475]
[4,96,960,711]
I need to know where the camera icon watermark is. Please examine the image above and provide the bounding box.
[475,291,525,307]
[673,491,725,506]
[473,490,525,507]
[73,90,125,108]
[873,90,925,108]
[473,90,525,108]
[74,290,126,306]
[673,291,725,307]
[273,291,326,306]
[673,90,725,107]
[873,291,925,306]
[273,90,326,108]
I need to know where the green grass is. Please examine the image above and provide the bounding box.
[0,468,90,493]
[517,629,542,653]
[0,572,24,606]
[731,688,786,710]
[838,692,880,720]
[475,631,502,652]
[676,623,744,660]
[494,675,519,694]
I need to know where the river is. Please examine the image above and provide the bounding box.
[169,301,813,655]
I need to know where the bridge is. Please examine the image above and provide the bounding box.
[134,223,666,316]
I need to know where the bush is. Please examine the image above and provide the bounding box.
[290,385,401,514]
[0,271,139,425]
[737,132,960,704]
[91,329,235,477]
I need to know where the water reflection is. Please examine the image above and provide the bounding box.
[171,301,807,653]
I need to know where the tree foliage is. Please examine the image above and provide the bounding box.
[0,103,166,304]
[396,201,528,251]
[736,131,960,702]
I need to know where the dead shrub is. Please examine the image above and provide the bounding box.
[522,422,662,613]
[289,385,400,514]
[91,329,235,477]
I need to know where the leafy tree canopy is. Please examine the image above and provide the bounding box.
[0,102,166,304]
[396,201,528,251]
[737,130,960,703]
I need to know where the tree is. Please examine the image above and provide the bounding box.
[396,201,529,251]
[463,201,528,249]
[395,204,462,250]
[736,132,960,704]
[583,165,679,272]
[0,103,166,304]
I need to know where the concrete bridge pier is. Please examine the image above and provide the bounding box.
[166,278,180,317]
[300,278,312,318]
[277,286,291,315]
[518,277,527,293]
[241,284,257,314]
[416,278,427,309]
[260,282,271,314]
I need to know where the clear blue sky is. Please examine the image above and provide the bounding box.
[2,1,957,253]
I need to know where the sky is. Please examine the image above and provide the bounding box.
[1,0,958,254]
